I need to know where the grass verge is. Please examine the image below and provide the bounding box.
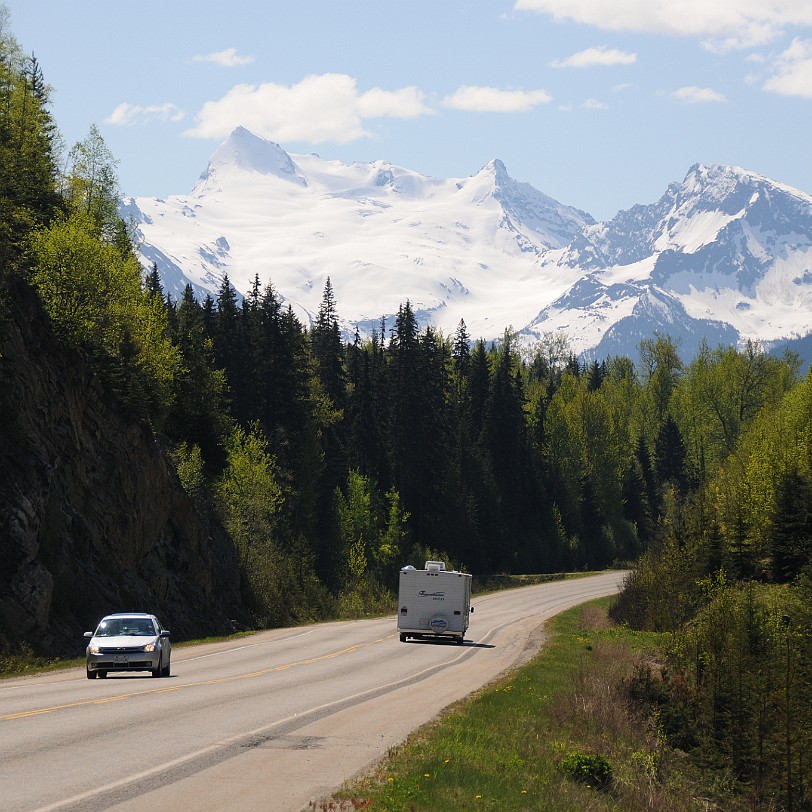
[318,598,748,812]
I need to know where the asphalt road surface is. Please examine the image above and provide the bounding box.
[1,571,626,812]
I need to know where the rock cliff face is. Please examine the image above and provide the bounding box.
[0,279,246,655]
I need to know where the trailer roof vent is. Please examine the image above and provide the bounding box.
[425,561,446,571]
[401,565,416,572]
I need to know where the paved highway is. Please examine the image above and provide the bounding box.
[1,571,626,812]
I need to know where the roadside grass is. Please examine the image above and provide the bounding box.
[320,598,748,812]
[0,648,86,678]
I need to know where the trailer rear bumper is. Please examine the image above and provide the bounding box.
[398,629,466,645]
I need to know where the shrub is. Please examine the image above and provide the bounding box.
[559,750,613,790]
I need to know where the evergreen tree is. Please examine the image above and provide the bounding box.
[467,339,490,440]
[166,284,230,468]
[144,262,163,299]
[586,359,605,392]
[622,457,652,548]
[345,328,388,485]
[655,414,689,494]
[212,274,246,421]
[0,38,60,272]
[201,293,216,336]
[386,301,425,540]
[311,277,347,407]
[769,467,812,583]
[310,278,349,581]
[481,331,530,564]
[636,434,661,520]
[452,319,471,377]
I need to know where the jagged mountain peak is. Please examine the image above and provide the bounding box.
[457,156,593,248]
[669,163,812,217]
[568,162,812,272]
[482,157,509,181]
[199,126,306,187]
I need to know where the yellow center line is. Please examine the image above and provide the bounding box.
[2,634,395,722]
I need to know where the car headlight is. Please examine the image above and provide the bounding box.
[89,644,101,655]
[143,642,157,652]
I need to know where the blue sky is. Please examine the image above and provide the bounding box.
[7,0,812,220]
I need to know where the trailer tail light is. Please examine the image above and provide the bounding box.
[400,607,407,614]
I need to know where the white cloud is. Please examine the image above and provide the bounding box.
[582,98,609,109]
[442,86,552,112]
[105,102,185,126]
[672,86,727,103]
[550,46,637,68]
[514,0,812,50]
[357,86,432,119]
[193,47,254,68]
[184,74,432,142]
[763,38,812,97]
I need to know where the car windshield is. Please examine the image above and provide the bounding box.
[95,618,156,637]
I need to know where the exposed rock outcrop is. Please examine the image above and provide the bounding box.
[0,279,246,655]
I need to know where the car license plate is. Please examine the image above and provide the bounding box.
[115,655,128,663]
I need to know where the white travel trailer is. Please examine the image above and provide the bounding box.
[397,561,473,644]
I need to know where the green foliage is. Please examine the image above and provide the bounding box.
[673,340,798,484]
[60,124,122,242]
[29,209,181,418]
[334,470,406,612]
[559,751,613,790]
[216,422,283,549]
[0,32,60,273]
[700,370,812,577]
[613,347,812,803]
[651,580,812,806]
[174,442,205,502]
[31,210,128,347]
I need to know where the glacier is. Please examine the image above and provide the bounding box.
[124,127,812,362]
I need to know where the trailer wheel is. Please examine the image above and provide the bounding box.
[400,633,408,642]
[456,637,465,645]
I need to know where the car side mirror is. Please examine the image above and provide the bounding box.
[160,630,171,638]
[84,631,93,638]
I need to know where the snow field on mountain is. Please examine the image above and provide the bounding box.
[126,128,812,359]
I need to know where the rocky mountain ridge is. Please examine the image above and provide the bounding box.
[125,128,812,363]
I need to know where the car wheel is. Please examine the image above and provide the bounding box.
[399,633,408,642]
[162,659,171,678]
[86,668,96,679]
[97,671,107,679]
[152,655,162,678]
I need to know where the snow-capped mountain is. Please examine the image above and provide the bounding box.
[527,164,812,359]
[124,127,812,361]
